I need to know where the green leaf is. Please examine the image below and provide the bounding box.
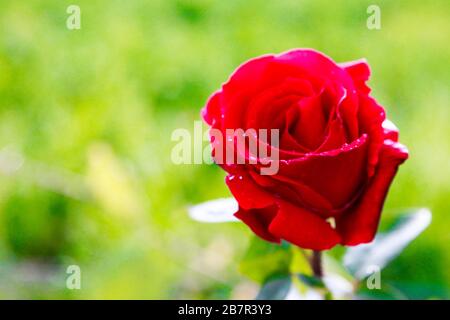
[291,274,335,299]
[344,208,432,279]
[188,198,239,223]
[239,237,292,283]
[356,282,409,300]
[297,274,325,289]
[256,276,291,300]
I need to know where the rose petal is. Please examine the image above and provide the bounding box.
[276,135,370,211]
[226,173,275,210]
[340,59,371,94]
[357,94,386,176]
[336,141,409,245]
[280,105,311,152]
[208,55,276,130]
[202,91,222,126]
[234,205,280,243]
[275,49,354,88]
[268,200,341,250]
[382,119,399,142]
[264,173,336,214]
[315,119,348,152]
[246,78,315,130]
[291,94,328,150]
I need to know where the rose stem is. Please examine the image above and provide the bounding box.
[311,251,323,278]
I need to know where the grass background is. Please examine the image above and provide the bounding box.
[0,0,448,299]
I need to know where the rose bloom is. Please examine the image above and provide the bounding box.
[202,49,408,250]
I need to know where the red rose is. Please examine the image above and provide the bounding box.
[201,49,408,250]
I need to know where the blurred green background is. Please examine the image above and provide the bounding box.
[0,0,448,299]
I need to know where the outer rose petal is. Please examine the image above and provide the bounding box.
[276,135,369,212]
[226,173,275,210]
[340,59,371,94]
[234,205,280,243]
[268,200,341,250]
[275,49,355,90]
[382,119,399,142]
[223,55,275,98]
[202,90,221,126]
[202,55,275,130]
[336,140,409,245]
[357,94,386,176]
